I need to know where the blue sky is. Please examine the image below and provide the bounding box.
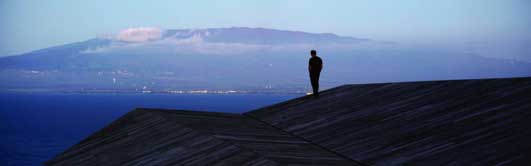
[1,0,530,59]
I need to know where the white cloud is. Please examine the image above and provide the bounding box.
[81,37,382,55]
[116,27,164,42]
[82,27,381,55]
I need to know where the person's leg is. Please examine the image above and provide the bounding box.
[311,77,317,95]
[314,72,320,97]
[310,72,319,97]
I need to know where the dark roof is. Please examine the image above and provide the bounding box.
[45,109,358,166]
[46,77,531,166]
[245,77,531,165]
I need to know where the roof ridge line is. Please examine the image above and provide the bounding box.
[244,84,351,114]
[244,113,370,166]
[342,76,531,86]
[149,110,283,165]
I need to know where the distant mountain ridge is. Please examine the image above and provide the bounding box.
[0,27,530,92]
[162,27,369,44]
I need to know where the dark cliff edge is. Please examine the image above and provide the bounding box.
[46,77,531,166]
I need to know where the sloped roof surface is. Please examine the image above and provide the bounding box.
[46,77,531,166]
[246,77,531,165]
[45,109,357,166]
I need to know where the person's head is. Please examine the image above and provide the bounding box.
[310,50,317,57]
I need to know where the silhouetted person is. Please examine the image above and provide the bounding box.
[308,50,323,98]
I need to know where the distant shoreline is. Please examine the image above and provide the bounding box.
[0,88,308,95]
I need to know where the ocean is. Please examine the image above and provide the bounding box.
[0,92,299,166]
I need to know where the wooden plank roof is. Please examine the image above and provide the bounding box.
[45,109,358,166]
[46,77,531,165]
[246,77,531,165]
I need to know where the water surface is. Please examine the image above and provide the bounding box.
[0,92,299,166]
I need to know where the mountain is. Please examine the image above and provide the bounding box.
[0,27,530,92]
